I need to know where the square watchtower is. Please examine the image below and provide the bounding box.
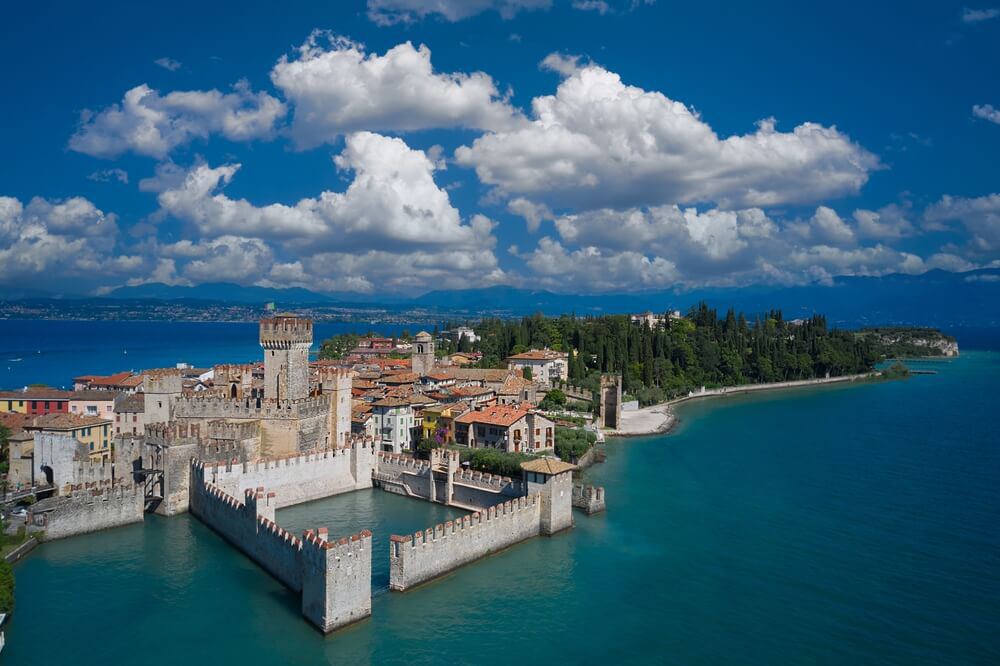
[260,315,313,402]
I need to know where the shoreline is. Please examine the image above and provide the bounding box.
[608,372,878,437]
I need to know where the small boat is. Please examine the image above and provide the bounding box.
[8,358,21,362]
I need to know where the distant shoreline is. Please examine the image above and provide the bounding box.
[609,372,878,438]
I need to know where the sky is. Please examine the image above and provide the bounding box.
[1,0,999,297]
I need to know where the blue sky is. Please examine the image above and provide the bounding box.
[1,0,998,295]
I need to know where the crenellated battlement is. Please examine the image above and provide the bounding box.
[453,469,525,495]
[316,366,354,382]
[143,369,183,395]
[173,393,330,420]
[31,480,144,540]
[208,419,260,441]
[214,363,255,380]
[259,316,313,347]
[389,494,542,591]
[572,484,606,514]
[145,421,201,446]
[189,461,371,633]
[376,452,432,473]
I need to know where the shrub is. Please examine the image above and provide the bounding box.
[0,558,14,614]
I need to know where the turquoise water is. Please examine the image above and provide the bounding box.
[6,352,1000,664]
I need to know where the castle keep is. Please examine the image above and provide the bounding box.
[25,314,607,635]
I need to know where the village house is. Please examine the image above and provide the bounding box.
[113,393,145,436]
[496,374,539,406]
[447,352,481,366]
[506,349,568,385]
[23,412,113,462]
[69,390,118,419]
[0,387,72,415]
[72,371,136,392]
[419,402,472,445]
[371,397,414,454]
[454,404,555,454]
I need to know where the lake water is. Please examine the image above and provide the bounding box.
[0,319,416,389]
[3,326,1000,664]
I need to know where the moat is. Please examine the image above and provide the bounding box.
[6,353,1000,664]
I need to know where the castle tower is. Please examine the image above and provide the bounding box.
[143,370,183,425]
[411,331,435,377]
[521,458,575,535]
[318,367,353,447]
[260,315,312,402]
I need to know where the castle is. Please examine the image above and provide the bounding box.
[24,315,606,635]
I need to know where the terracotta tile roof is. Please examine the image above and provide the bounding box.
[115,394,145,413]
[0,411,30,432]
[507,349,568,361]
[438,368,511,383]
[25,413,112,431]
[372,397,411,408]
[381,373,418,384]
[75,371,135,386]
[455,405,530,428]
[499,375,534,395]
[423,372,451,381]
[520,458,577,475]
[70,390,119,401]
[0,388,73,400]
[450,386,495,397]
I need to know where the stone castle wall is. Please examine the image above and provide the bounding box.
[374,453,523,510]
[172,394,330,421]
[33,432,114,489]
[389,495,542,591]
[189,462,371,633]
[200,441,376,509]
[33,482,144,540]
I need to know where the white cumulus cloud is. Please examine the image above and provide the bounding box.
[68,80,286,159]
[270,32,522,149]
[455,61,879,212]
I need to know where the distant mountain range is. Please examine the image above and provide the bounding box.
[101,282,380,304]
[4,269,999,327]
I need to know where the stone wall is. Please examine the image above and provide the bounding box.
[189,462,371,633]
[200,440,375,509]
[33,432,114,489]
[373,453,527,510]
[389,495,542,591]
[31,483,144,540]
[572,484,606,514]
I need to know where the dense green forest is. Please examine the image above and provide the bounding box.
[470,305,881,405]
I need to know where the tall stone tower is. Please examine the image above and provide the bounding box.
[143,370,183,425]
[260,315,312,402]
[411,331,435,376]
[318,367,353,447]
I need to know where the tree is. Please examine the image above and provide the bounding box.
[317,333,360,360]
[0,558,14,614]
[521,366,532,380]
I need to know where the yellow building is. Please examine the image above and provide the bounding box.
[25,413,114,462]
[420,403,470,444]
